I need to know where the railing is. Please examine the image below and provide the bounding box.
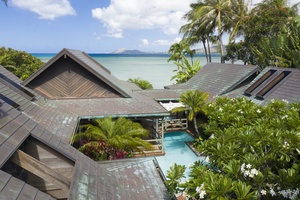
[134,126,164,156]
[164,118,188,131]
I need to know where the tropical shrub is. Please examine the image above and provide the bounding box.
[166,97,300,199]
[0,47,44,80]
[71,117,152,161]
[128,77,153,90]
[171,55,201,84]
[166,163,186,198]
[171,89,209,137]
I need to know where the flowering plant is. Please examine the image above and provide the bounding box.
[167,97,300,199]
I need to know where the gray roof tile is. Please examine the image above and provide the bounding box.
[165,63,261,100]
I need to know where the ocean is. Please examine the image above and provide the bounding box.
[32,53,221,89]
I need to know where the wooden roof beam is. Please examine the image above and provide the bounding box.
[10,149,71,193]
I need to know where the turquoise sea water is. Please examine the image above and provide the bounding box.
[32,53,221,89]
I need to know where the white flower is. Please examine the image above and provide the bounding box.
[279,190,289,198]
[209,134,214,139]
[282,99,289,104]
[208,103,213,107]
[196,186,201,194]
[241,163,260,178]
[196,184,206,199]
[250,168,258,176]
[270,189,276,196]
[205,156,210,162]
[219,108,223,112]
[199,190,206,199]
[257,109,261,113]
[261,190,267,195]
[244,170,250,177]
[283,141,290,149]
[241,163,245,172]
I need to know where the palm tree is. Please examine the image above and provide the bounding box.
[71,117,152,160]
[181,0,233,63]
[172,90,209,137]
[181,1,216,63]
[168,39,194,64]
[227,0,249,42]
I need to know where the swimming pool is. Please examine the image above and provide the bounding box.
[155,131,205,180]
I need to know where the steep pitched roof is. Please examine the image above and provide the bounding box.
[165,63,261,100]
[242,67,300,105]
[70,157,169,200]
[0,102,169,199]
[49,95,169,119]
[136,88,183,101]
[23,48,132,98]
[0,64,169,199]
[0,65,78,143]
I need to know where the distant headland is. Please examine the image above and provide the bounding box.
[111,48,147,54]
[111,47,219,54]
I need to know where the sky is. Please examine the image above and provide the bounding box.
[0,0,298,53]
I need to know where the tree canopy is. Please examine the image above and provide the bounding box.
[0,47,44,80]
[167,97,300,199]
[71,117,152,161]
[128,77,153,90]
[172,90,209,136]
[177,0,300,68]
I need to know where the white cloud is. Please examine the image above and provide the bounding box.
[141,39,149,46]
[153,37,182,46]
[12,0,76,20]
[92,0,196,38]
[153,39,170,46]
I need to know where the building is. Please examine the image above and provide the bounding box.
[1,48,300,199]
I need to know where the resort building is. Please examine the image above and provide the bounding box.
[1,48,300,199]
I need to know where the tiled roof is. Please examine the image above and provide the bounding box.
[0,101,70,199]
[242,67,300,105]
[0,170,55,200]
[136,89,183,101]
[23,48,132,98]
[165,63,261,100]
[0,65,78,143]
[70,157,169,200]
[51,94,169,119]
[0,101,169,199]
[0,63,169,199]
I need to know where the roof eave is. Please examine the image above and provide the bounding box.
[78,112,170,120]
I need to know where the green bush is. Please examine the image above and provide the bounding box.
[0,47,44,80]
[167,97,300,199]
[128,77,153,90]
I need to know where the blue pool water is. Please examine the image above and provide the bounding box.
[155,131,205,180]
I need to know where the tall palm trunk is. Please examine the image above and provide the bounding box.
[217,12,225,63]
[219,33,225,63]
[193,117,199,136]
[207,39,212,62]
[202,39,209,62]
